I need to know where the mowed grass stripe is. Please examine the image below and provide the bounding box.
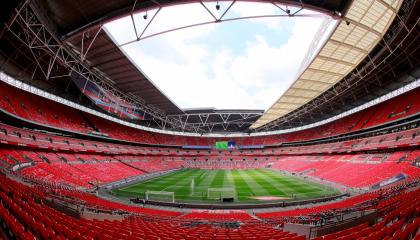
[165,169,202,196]
[119,170,186,191]
[194,170,218,196]
[194,170,210,186]
[253,169,303,196]
[225,170,235,188]
[143,169,196,187]
[223,170,235,188]
[262,168,334,194]
[188,170,221,198]
[236,170,272,197]
[209,170,225,188]
[257,169,320,197]
[231,169,257,199]
[146,170,195,189]
[122,169,199,195]
[258,169,333,198]
[246,169,287,196]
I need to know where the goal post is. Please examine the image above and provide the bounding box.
[145,191,175,203]
[190,178,195,196]
[207,188,236,201]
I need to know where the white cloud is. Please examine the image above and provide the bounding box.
[105,3,335,110]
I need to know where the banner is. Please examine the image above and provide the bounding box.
[71,72,149,120]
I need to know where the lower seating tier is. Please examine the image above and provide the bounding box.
[0,174,305,240]
[271,152,420,188]
[2,148,419,189]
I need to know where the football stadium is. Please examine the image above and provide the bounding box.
[0,0,419,239]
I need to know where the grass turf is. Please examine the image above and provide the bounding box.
[113,168,340,203]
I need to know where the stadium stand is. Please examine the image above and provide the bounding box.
[0,82,94,134]
[271,152,420,188]
[256,192,380,219]
[0,109,418,189]
[182,210,253,221]
[1,119,418,163]
[0,80,419,240]
[313,187,420,240]
[19,161,145,187]
[1,144,418,190]
[1,80,419,146]
[0,109,420,239]
[0,174,307,240]
[1,167,418,240]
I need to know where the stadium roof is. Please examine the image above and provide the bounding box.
[171,109,264,132]
[36,0,348,115]
[67,28,183,114]
[33,0,350,38]
[31,0,351,117]
[1,0,418,134]
[21,0,350,126]
[251,0,404,129]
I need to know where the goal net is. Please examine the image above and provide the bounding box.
[207,188,236,201]
[145,191,175,203]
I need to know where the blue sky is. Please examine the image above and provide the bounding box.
[105,2,335,110]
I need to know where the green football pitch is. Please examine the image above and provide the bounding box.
[113,168,340,203]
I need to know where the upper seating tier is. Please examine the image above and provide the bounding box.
[0,80,419,146]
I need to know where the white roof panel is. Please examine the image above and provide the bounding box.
[251,0,402,129]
